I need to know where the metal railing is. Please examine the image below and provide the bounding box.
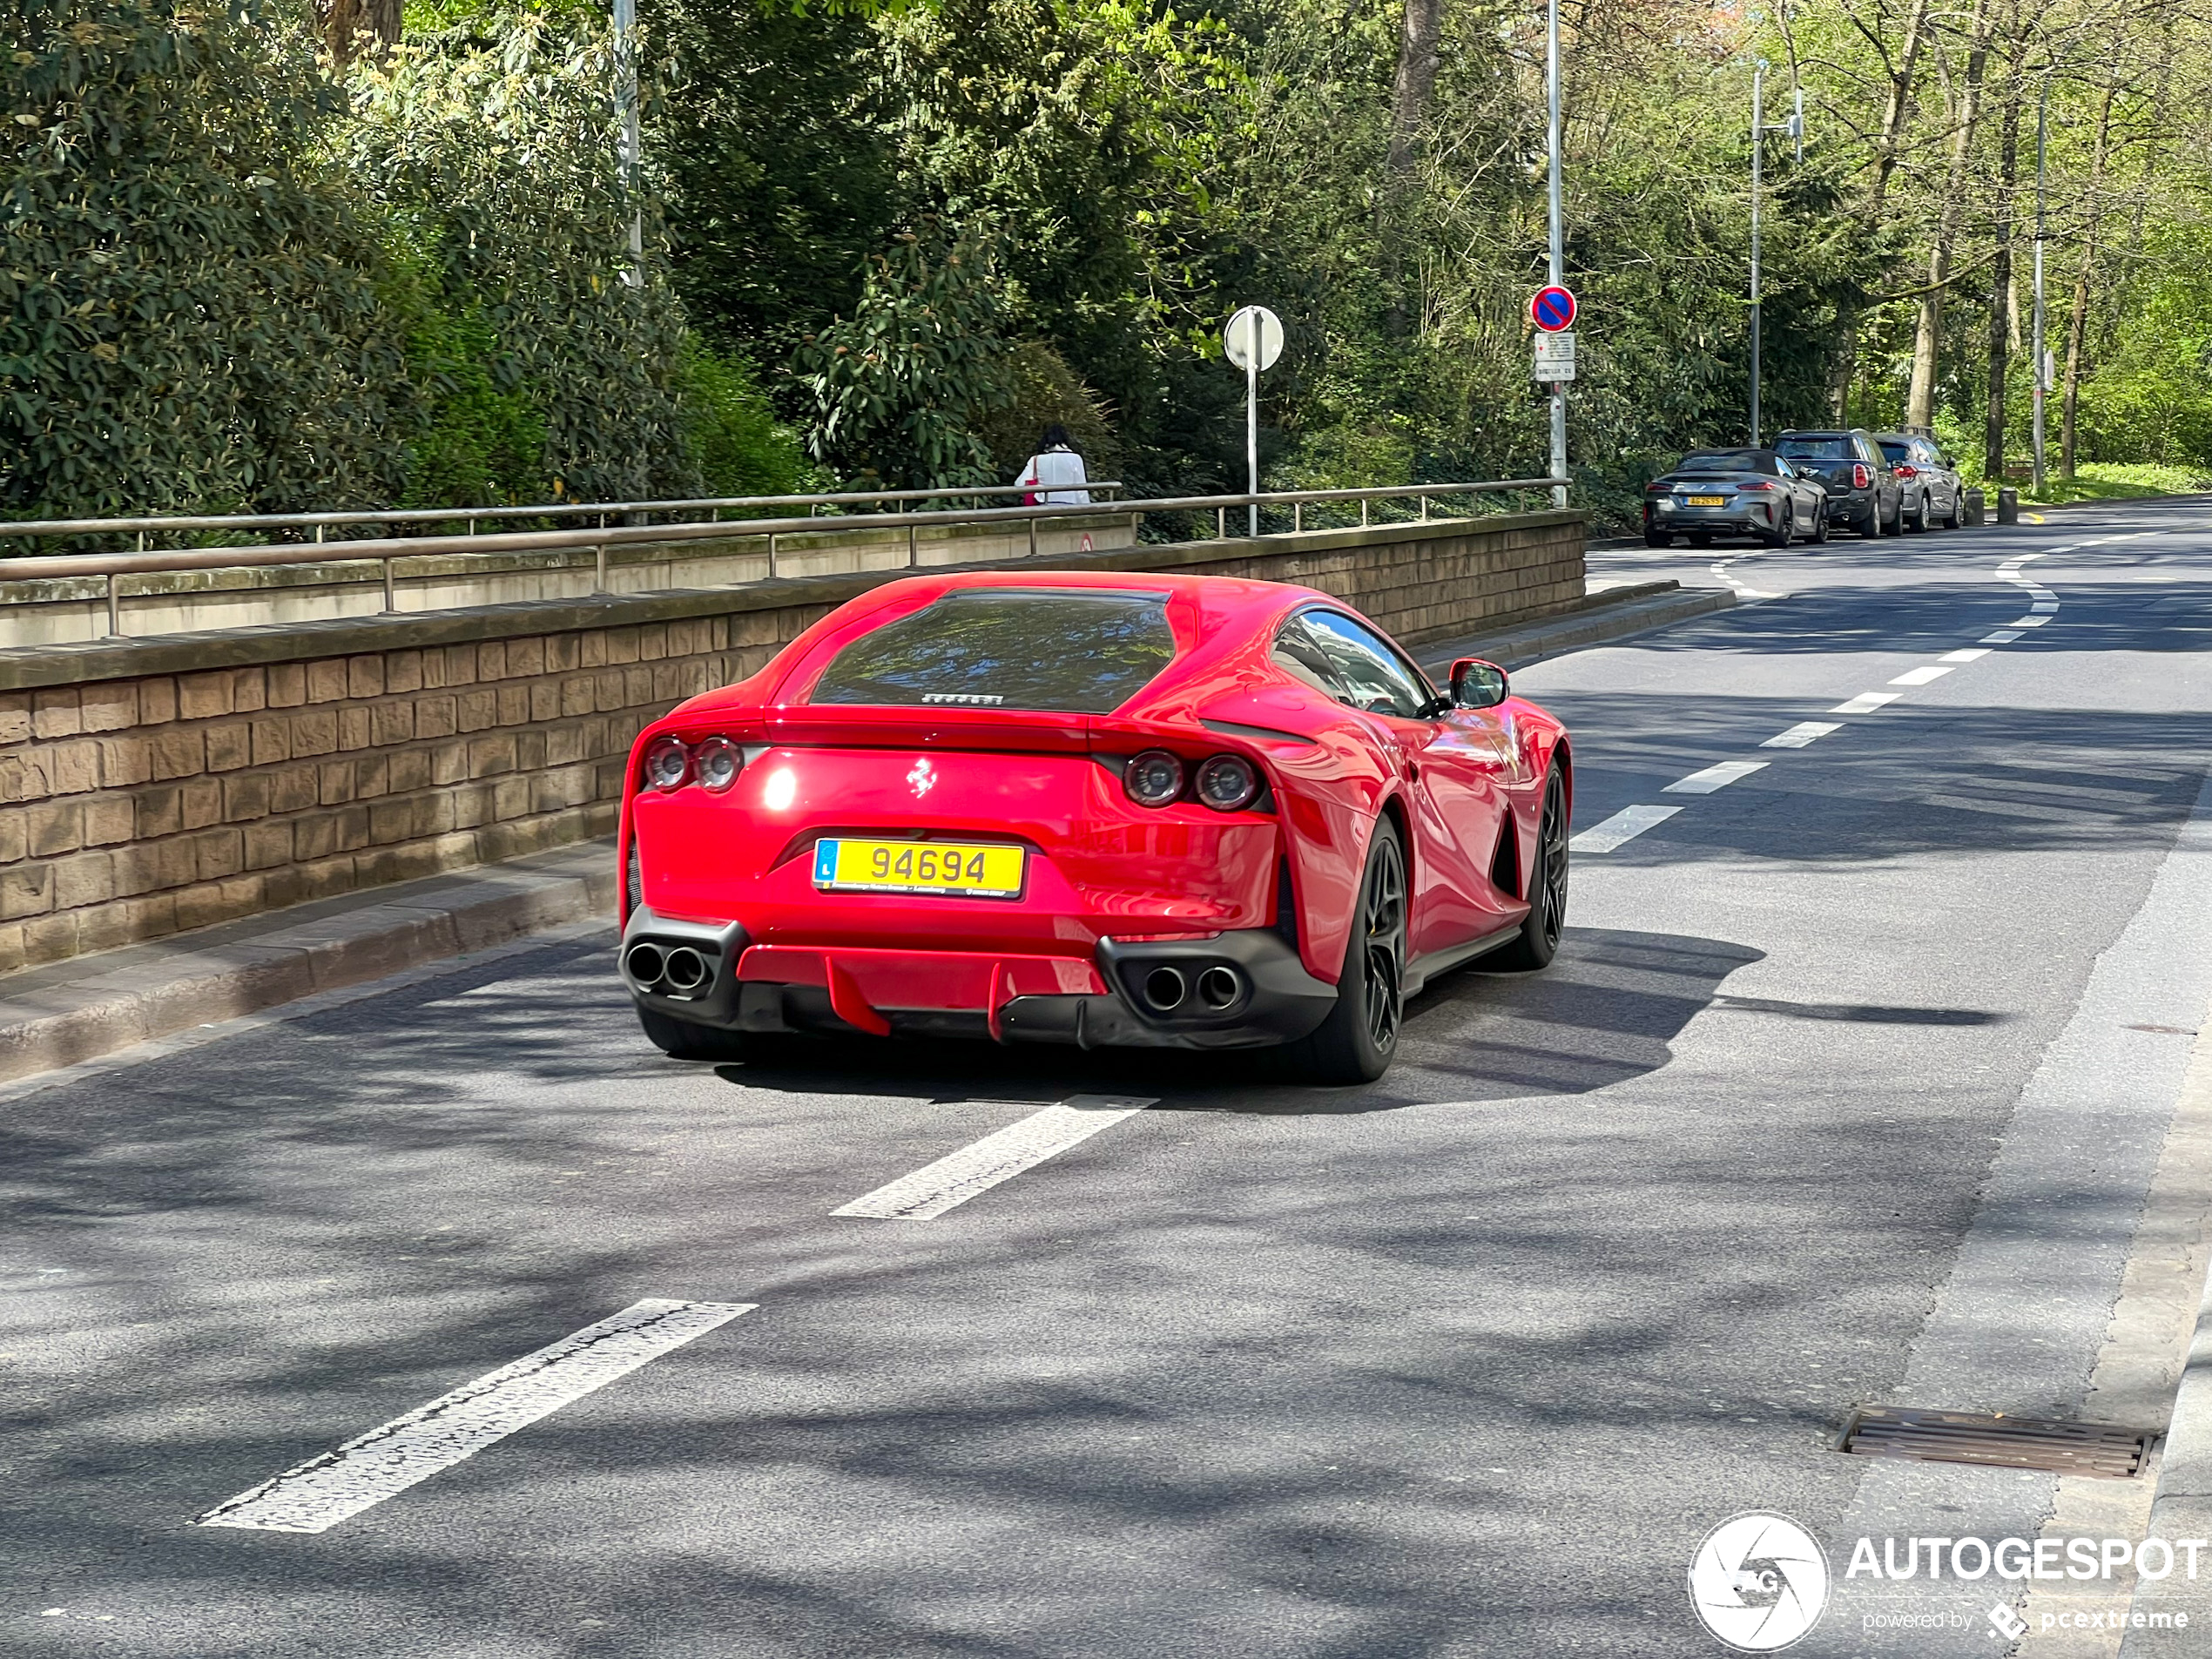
[0,481,1127,549]
[0,477,1568,639]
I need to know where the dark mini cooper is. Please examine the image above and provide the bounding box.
[1642,448,1831,549]
[1773,428,1903,538]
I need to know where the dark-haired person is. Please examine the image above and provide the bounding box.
[1018,424,1091,505]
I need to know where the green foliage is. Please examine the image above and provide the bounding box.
[681,343,819,496]
[795,223,1016,486]
[2077,226,2212,469]
[1,0,413,516]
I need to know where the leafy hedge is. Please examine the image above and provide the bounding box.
[1,0,809,524]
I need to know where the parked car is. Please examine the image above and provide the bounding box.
[1873,432,1964,530]
[1642,448,1832,549]
[1773,428,1902,537]
[617,570,1573,1085]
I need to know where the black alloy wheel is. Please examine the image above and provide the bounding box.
[1811,504,1831,544]
[1283,818,1406,1084]
[1761,504,1793,549]
[1491,762,1569,971]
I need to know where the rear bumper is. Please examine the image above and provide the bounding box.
[619,907,1337,1051]
[1647,502,1777,532]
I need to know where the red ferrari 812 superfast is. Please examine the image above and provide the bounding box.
[618,570,1571,1082]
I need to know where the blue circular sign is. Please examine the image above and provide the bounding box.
[1531,285,1577,333]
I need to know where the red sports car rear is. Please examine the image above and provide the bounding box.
[618,571,1570,1082]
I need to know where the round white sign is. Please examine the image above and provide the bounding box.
[1687,1512,1831,1652]
[1224,305,1284,372]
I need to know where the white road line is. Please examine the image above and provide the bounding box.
[195,1299,752,1534]
[1762,722,1841,749]
[1831,691,1901,715]
[1569,805,1681,853]
[833,1096,1155,1220]
[1890,665,1954,686]
[1663,760,1770,794]
[1941,647,1993,663]
[2008,616,2052,628]
[1982,631,2024,644]
[2031,601,2060,613]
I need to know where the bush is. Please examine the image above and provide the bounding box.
[681,344,819,497]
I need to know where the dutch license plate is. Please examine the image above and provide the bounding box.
[1688,495,1727,506]
[813,839,1026,900]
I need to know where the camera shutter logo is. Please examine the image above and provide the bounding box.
[1688,1512,1831,1651]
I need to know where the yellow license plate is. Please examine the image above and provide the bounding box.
[812,839,1027,899]
[1688,495,1727,506]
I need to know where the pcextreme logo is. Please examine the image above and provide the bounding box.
[1689,1512,1831,1652]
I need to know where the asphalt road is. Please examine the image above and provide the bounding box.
[7,496,2212,1657]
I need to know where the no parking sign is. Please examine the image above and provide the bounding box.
[1530,285,1577,332]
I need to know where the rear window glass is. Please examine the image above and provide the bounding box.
[1878,440,1913,462]
[1679,451,1775,474]
[809,590,1177,714]
[1776,435,1853,460]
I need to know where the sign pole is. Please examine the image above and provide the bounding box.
[1750,59,1764,448]
[1546,0,1566,509]
[1247,347,1259,538]
[615,0,642,288]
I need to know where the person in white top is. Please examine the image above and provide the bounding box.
[1018,425,1091,505]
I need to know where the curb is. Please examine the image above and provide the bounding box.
[0,839,616,1085]
[1419,580,1736,673]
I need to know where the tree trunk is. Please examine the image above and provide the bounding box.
[320,0,400,65]
[1984,39,2025,484]
[1905,0,1991,432]
[2062,71,2121,475]
[1386,0,1447,178]
[1832,0,1934,422]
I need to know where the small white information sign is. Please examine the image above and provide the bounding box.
[1533,330,1576,382]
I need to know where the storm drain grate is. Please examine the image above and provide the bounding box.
[1839,1407,2150,1480]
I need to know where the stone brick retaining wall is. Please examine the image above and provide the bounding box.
[0,509,1581,975]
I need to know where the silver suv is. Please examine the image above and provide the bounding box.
[1873,433,1964,531]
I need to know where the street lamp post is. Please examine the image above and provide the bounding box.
[1546,0,1566,508]
[614,0,642,287]
[1748,64,1803,447]
[2031,77,2048,491]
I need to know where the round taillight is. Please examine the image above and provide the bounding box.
[695,736,742,792]
[644,736,689,792]
[1123,750,1184,808]
[1195,753,1259,812]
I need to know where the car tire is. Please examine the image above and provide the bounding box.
[1487,762,1569,973]
[1760,505,1793,549]
[1282,816,1406,1085]
[1811,506,1831,545]
[1882,496,1905,536]
[638,1007,748,1062]
[1645,529,1672,548]
[1689,532,1713,548]
[1943,493,1961,529]
[1906,492,1929,531]
[1858,507,1881,538]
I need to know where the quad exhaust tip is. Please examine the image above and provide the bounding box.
[625,941,713,998]
[1142,966,1187,1012]
[1197,965,1244,1010]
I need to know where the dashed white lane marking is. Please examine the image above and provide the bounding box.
[1982,631,2024,644]
[2008,616,2052,628]
[1763,722,1841,749]
[833,1096,1156,1220]
[1708,554,1783,599]
[1943,647,1993,663]
[2030,601,2059,613]
[1663,760,1770,794]
[195,1299,752,1534]
[1831,691,1902,715]
[1569,805,1682,853]
[1890,664,1954,686]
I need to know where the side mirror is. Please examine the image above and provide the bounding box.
[1449,658,1508,710]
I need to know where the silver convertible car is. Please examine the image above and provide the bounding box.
[1642,448,1832,549]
